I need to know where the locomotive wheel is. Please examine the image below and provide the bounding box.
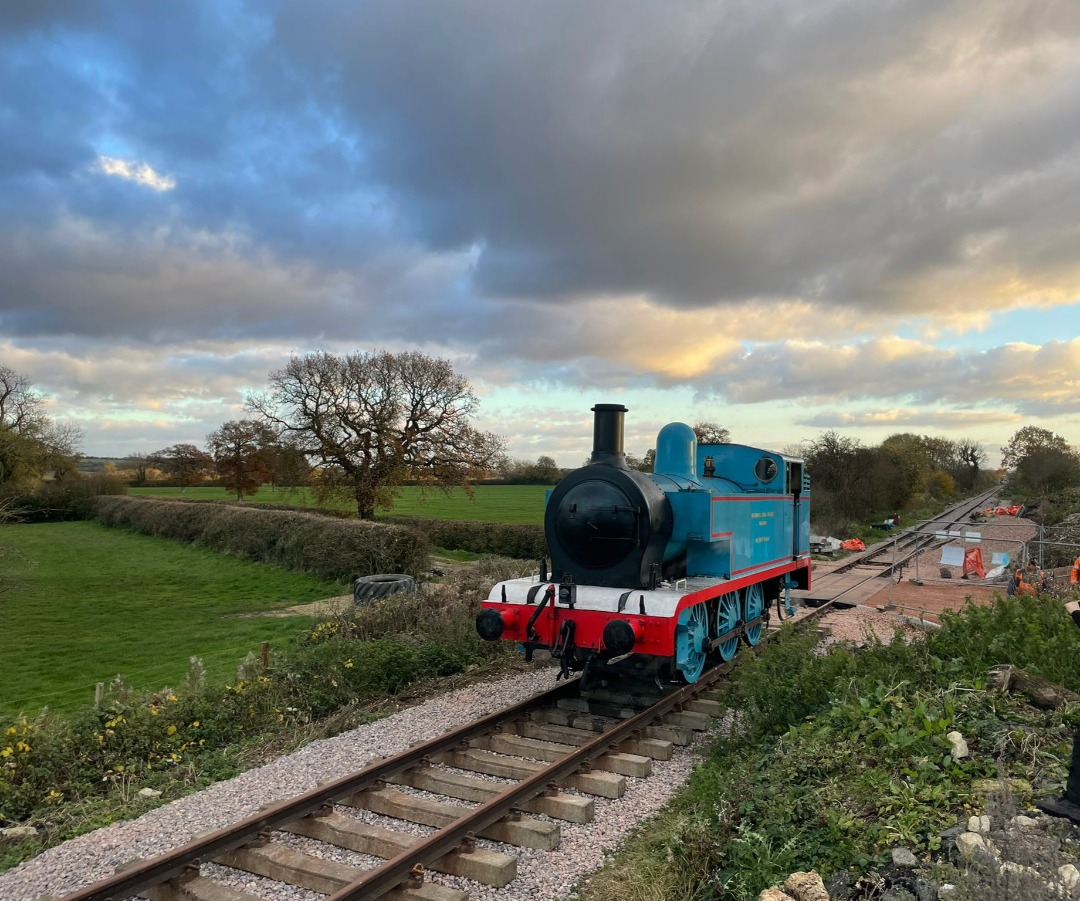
[742,583,765,646]
[353,574,416,605]
[674,604,709,683]
[715,591,741,661]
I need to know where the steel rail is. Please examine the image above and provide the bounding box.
[58,604,834,901]
[831,490,997,575]
[57,679,582,901]
[326,602,836,901]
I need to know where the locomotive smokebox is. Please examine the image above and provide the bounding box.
[589,403,629,468]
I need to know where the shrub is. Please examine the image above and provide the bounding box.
[380,515,546,560]
[91,497,430,580]
[2,475,128,523]
[583,597,1080,901]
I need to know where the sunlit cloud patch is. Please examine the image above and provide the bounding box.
[97,156,176,192]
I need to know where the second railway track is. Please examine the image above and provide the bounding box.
[796,489,1000,607]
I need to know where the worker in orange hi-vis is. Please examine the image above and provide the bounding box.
[1071,554,1080,588]
[1017,567,1037,598]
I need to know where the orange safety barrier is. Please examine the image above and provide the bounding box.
[962,547,985,579]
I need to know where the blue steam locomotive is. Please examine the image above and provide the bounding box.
[476,404,812,683]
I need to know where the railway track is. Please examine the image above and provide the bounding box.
[47,495,1006,901]
[51,602,832,901]
[797,489,1000,607]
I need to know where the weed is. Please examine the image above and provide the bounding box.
[580,595,1080,901]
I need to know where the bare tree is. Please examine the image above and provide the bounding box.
[0,366,82,487]
[693,421,731,444]
[248,350,505,519]
[953,438,987,491]
[207,420,278,500]
[0,365,48,436]
[125,453,151,486]
[150,443,214,491]
[264,437,312,489]
[41,421,84,481]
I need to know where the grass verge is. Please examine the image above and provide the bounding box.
[0,522,342,717]
[0,557,529,873]
[128,484,552,524]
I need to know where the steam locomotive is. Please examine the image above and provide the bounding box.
[475,404,811,683]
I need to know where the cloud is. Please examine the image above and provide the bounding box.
[798,408,1024,429]
[3,1,1080,458]
[97,156,175,192]
[692,337,1080,415]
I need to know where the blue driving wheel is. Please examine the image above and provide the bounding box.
[674,603,709,683]
[715,591,741,661]
[742,582,764,646]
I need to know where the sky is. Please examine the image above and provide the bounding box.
[2,0,1080,469]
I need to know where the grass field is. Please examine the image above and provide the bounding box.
[0,522,343,717]
[129,484,551,524]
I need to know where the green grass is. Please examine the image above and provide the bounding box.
[129,484,552,524]
[0,522,343,717]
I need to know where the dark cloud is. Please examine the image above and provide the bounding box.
[4,0,1080,332]
[3,0,1080,457]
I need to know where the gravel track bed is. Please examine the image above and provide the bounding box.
[0,607,921,901]
[0,669,559,901]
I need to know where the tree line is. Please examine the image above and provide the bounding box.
[2,352,1079,526]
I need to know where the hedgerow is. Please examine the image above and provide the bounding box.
[380,514,546,560]
[1,474,128,523]
[91,496,429,581]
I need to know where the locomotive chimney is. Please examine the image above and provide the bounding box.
[589,403,629,468]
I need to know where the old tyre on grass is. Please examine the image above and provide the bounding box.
[353,574,416,605]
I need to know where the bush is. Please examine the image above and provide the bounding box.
[380,515,546,560]
[583,597,1080,901]
[1,475,128,523]
[91,497,430,581]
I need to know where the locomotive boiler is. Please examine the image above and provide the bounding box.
[475,404,812,683]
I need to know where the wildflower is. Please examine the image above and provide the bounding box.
[344,660,354,669]
[16,741,30,753]
[5,727,14,736]
[149,706,160,717]
[167,694,177,702]
[191,720,200,728]
[167,725,177,736]
[1,747,12,758]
